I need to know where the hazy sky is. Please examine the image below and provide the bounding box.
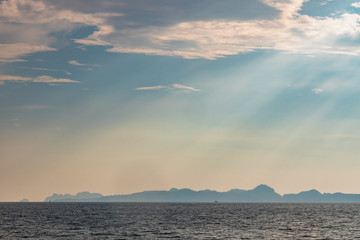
[2,0,360,201]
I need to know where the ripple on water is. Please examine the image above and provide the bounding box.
[1,203,360,239]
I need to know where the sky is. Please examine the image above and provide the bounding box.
[1,0,360,201]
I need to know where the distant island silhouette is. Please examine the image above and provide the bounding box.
[42,185,360,203]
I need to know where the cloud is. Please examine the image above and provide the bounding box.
[320,0,334,6]
[2,0,360,61]
[0,0,114,61]
[172,84,200,92]
[69,60,86,66]
[46,0,276,26]
[31,67,71,75]
[0,43,56,63]
[312,88,324,94]
[68,60,101,67]
[136,84,200,92]
[0,0,107,25]
[0,59,27,63]
[136,86,167,90]
[76,0,360,59]
[351,2,360,8]
[0,75,79,84]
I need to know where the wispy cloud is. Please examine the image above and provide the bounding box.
[172,84,200,92]
[136,84,200,92]
[77,0,360,59]
[3,0,360,61]
[351,2,360,8]
[0,58,27,63]
[0,43,55,63]
[136,86,167,90]
[31,67,71,75]
[69,60,101,70]
[69,60,86,66]
[0,75,79,84]
[0,0,114,62]
[312,88,324,94]
[320,0,334,6]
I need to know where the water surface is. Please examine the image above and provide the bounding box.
[1,202,360,239]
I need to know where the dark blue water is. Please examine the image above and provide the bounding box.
[1,203,360,239]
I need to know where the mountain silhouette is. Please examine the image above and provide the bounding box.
[44,191,103,202]
[43,185,360,202]
[283,189,323,202]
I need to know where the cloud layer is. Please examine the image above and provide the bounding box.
[2,0,360,61]
[0,0,113,61]
[75,0,360,59]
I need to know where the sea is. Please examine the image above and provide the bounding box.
[1,202,360,239]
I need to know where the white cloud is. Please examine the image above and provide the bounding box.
[172,84,200,92]
[136,86,167,90]
[312,88,324,94]
[69,60,101,67]
[74,25,114,46]
[79,0,360,59]
[69,60,84,66]
[0,0,114,61]
[0,0,106,25]
[0,59,27,63]
[136,84,200,92]
[0,43,55,62]
[117,11,360,59]
[2,0,360,61]
[351,2,360,8]
[0,75,79,84]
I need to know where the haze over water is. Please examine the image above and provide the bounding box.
[2,0,360,206]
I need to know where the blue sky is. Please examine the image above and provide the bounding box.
[1,0,360,201]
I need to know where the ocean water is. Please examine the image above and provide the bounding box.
[1,203,360,239]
